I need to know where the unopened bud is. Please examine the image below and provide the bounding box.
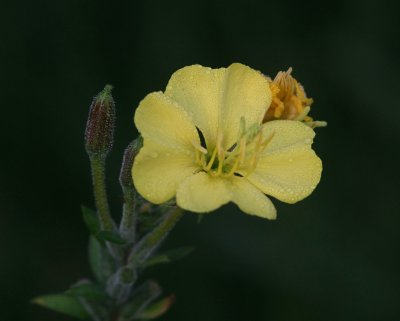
[119,137,143,189]
[85,85,116,157]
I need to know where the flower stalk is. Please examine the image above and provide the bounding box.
[90,155,115,231]
[119,139,142,242]
[128,206,184,266]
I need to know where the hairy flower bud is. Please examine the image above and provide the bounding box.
[85,85,116,157]
[119,137,143,190]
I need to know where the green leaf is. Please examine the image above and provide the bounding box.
[82,206,100,236]
[32,294,89,320]
[88,236,115,283]
[89,236,103,282]
[97,230,127,245]
[66,281,106,300]
[135,294,175,320]
[143,246,194,268]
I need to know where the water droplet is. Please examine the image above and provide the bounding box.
[288,158,293,162]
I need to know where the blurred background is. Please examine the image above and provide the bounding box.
[1,0,400,320]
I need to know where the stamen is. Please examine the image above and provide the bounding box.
[216,131,224,160]
[216,150,225,175]
[204,147,217,171]
[238,137,246,165]
[243,131,275,177]
[260,131,275,150]
[194,148,200,164]
[249,132,263,168]
[226,139,246,177]
[238,117,246,140]
[191,140,208,154]
[295,106,310,121]
[194,123,275,178]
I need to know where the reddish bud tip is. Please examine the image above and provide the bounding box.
[85,85,116,157]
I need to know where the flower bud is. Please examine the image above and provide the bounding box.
[119,137,142,190]
[85,85,116,157]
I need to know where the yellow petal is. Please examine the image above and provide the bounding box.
[164,65,224,150]
[259,120,316,154]
[221,63,272,148]
[247,145,322,204]
[229,178,277,219]
[134,92,199,151]
[176,172,231,213]
[165,63,271,150]
[132,140,198,204]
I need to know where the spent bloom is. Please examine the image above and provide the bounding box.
[132,63,322,219]
[263,68,327,128]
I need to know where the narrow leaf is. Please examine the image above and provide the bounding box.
[163,246,194,261]
[66,281,106,300]
[142,255,169,268]
[89,236,103,282]
[88,236,115,283]
[32,294,89,320]
[143,246,194,268]
[97,230,127,244]
[135,294,175,320]
[82,206,100,236]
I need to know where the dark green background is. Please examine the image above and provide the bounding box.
[1,0,399,320]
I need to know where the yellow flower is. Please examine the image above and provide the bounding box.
[132,63,322,219]
[263,68,327,128]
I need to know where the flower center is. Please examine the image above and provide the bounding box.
[192,119,274,178]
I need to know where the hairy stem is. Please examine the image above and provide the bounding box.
[128,207,184,265]
[90,155,115,231]
[119,187,136,242]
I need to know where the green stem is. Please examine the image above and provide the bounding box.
[119,187,137,242]
[90,155,114,231]
[128,207,184,265]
